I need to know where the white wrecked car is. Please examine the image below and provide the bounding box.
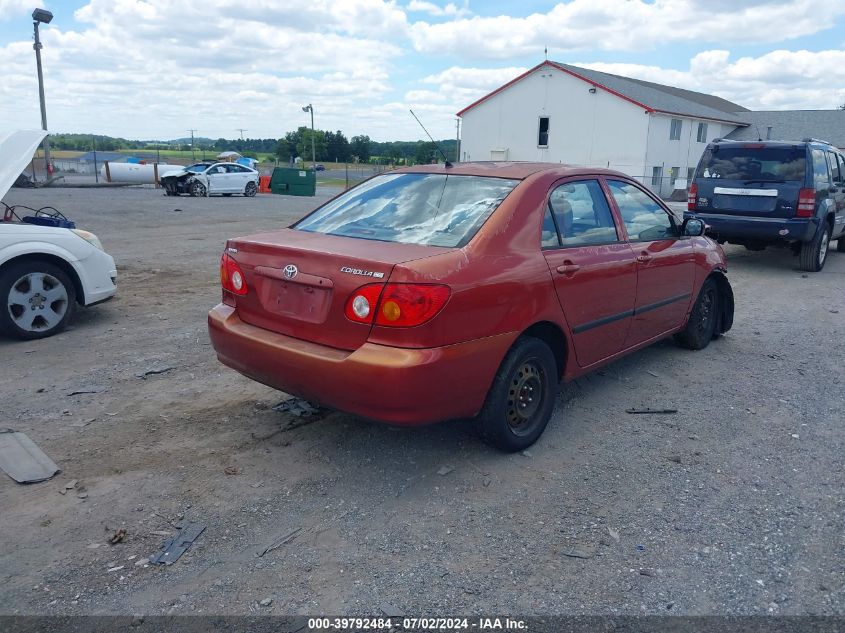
[0,130,117,339]
[159,161,259,197]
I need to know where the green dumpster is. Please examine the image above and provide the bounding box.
[270,167,316,197]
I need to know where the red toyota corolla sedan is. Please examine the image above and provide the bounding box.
[209,162,734,451]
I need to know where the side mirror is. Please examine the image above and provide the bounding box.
[682,218,706,237]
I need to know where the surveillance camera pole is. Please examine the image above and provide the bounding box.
[33,18,51,176]
[303,104,315,170]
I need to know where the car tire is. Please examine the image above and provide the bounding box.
[476,336,558,452]
[244,181,257,197]
[799,223,830,272]
[0,260,76,340]
[836,237,845,253]
[675,277,718,350]
[190,181,207,197]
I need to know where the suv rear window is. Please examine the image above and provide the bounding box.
[294,173,519,247]
[696,146,806,182]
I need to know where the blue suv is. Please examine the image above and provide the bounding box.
[686,138,845,271]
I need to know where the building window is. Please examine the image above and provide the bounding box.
[696,122,708,143]
[651,166,663,186]
[670,119,682,141]
[671,167,680,186]
[538,117,550,147]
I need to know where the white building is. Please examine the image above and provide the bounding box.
[458,61,812,198]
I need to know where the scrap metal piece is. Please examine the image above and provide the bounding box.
[148,522,206,565]
[0,429,60,483]
[626,407,678,415]
[272,397,320,417]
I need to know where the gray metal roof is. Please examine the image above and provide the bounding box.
[554,62,749,124]
[725,110,845,148]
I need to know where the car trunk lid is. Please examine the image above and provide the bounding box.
[227,228,453,350]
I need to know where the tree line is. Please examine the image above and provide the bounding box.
[49,131,458,164]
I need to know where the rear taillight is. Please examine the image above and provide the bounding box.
[345,283,450,327]
[687,182,698,211]
[796,188,816,217]
[220,253,248,296]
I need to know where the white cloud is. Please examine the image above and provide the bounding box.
[0,0,408,139]
[421,65,528,107]
[576,49,845,110]
[407,1,470,18]
[0,0,32,20]
[409,0,845,58]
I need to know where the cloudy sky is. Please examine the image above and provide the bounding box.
[1,0,844,142]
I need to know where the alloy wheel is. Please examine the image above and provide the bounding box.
[7,272,69,333]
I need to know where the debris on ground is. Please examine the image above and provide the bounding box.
[109,529,127,545]
[224,466,240,476]
[259,598,273,607]
[380,602,403,617]
[257,527,302,557]
[107,565,124,573]
[135,557,150,567]
[0,429,60,483]
[561,544,596,559]
[272,398,321,417]
[66,386,108,396]
[607,527,620,542]
[437,466,454,476]
[626,407,678,415]
[149,522,206,565]
[135,366,175,379]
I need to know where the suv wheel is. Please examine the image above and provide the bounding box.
[476,336,557,452]
[799,224,830,272]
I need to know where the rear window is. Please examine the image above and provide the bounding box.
[293,173,519,247]
[696,146,806,182]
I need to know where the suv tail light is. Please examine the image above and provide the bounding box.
[687,182,698,211]
[220,252,248,296]
[796,188,816,217]
[345,283,450,327]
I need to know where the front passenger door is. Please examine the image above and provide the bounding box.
[605,179,696,347]
[541,179,637,368]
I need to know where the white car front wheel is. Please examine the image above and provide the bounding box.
[0,260,76,339]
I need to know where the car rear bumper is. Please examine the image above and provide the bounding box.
[686,212,818,243]
[208,304,514,426]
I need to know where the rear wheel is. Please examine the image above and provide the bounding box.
[0,260,76,340]
[476,337,557,452]
[799,224,830,272]
[244,181,257,197]
[675,277,718,350]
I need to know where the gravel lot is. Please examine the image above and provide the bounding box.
[0,185,842,616]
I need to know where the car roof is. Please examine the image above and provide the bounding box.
[396,161,626,180]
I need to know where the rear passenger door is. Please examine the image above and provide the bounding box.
[826,151,845,238]
[605,179,696,347]
[541,179,637,368]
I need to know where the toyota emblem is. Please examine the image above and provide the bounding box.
[283,264,298,279]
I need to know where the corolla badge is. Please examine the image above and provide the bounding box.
[283,264,298,279]
[340,266,385,278]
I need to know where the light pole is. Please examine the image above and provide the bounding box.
[302,104,315,169]
[32,8,53,177]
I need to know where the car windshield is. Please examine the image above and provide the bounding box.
[293,173,519,247]
[185,164,210,173]
[696,146,806,181]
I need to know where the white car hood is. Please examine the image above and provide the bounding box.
[160,168,191,178]
[0,130,47,199]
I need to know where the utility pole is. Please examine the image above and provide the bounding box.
[32,8,54,178]
[188,129,197,161]
[92,135,99,183]
[455,118,461,163]
[237,129,247,140]
[302,104,315,169]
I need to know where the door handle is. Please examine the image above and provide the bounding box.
[556,262,581,275]
[636,252,653,263]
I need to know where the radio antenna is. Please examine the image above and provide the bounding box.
[409,109,452,167]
